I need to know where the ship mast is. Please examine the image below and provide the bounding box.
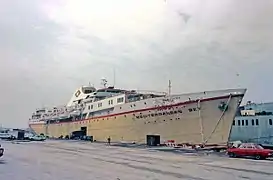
[168,80,171,95]
[113,68,116,87]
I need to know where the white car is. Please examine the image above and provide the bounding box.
[0,132,12,140]
[0,144,4,157]
[29,135,46,141]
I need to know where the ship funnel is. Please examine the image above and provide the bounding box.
[101,77,108,88]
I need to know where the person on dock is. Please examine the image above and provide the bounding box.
[107,136,111,145]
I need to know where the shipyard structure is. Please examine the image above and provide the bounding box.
[230,101,273,145]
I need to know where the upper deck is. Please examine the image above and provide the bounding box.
[29,86,246,123]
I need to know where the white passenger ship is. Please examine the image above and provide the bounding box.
[29,80,246,145]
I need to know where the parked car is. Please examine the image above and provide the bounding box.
[29,135,46,141]
[0,132,13,140]
[227,143,273,160]
[0,144,4,157]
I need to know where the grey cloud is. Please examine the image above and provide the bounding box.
[0,0,65,127]
[1,0,273,128]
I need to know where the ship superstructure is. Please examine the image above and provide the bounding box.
[29,81,246,145]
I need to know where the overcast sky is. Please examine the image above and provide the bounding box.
[1,0,273,128]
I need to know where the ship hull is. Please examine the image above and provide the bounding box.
[29,93,244,145]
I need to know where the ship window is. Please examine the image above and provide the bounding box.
[252,119,254,126]
[256,119,259,126]
[269,119,272,125]
[98,102,102,107]
[242,120,244,126]
[189,108,192,112]
[84,90,94,94]
[108,100,111,105]
[246,120,248,126]
[88,105,90,110]
[238,120,241,126]
[232,120,235,126]
[91,105,93,109]
[117,97,124,103]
